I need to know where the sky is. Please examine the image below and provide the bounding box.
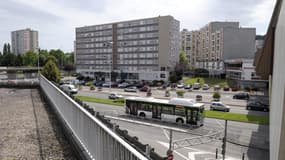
[0,0,276,52]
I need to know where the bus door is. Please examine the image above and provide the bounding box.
[130,102,138,115]
[152,105,162,119]
[186,109,198,125]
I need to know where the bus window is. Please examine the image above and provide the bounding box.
[175,107,185,116]
[162,106,174,114]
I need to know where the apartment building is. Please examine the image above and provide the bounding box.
[75,16,180,81]
[180,29,191,65]
[11,28,38,55]
[190,22,255,75]
[255,0,285,159]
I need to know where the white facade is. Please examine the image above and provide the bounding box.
[270,1,285,159]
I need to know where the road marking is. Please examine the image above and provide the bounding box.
[105,115,189,132]
[158,141,191,160]
[216,119,224,129]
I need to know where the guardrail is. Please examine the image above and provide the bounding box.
[39,75,149,160]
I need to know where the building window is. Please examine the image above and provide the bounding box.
[160,74,166,78]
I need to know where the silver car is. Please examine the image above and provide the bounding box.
[210,102,230,112]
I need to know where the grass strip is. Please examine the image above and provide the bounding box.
[76,96,124,106]
[204,110,269,125]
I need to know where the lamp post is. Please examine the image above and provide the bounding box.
[37,48,40,78]
[104,42,113,92]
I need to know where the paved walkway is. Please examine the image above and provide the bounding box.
[0,88,76,159]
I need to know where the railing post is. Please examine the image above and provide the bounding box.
[145,144,151,158]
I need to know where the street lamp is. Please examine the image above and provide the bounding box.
[103,42,113,92]
[37,48,40,78]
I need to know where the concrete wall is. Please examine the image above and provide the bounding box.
[270,1,285,159]
[222,28,256,60]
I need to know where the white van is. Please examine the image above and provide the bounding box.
[60,84,78,94]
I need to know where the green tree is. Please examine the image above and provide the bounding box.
[15,54,23,66]
[1,53,16,66]
[22,50,37,66]
[3,44,7,55]
[179,50,188,65]
[41,59,60,83]
[45,55,58,64]
[49,49,64,67]
[7,43,11,54]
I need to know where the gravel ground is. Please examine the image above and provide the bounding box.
[0,88,77,160]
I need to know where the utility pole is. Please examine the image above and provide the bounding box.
[222,120,228,160]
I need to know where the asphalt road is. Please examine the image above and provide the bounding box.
[76,87,269,116]
[84,101,269,160]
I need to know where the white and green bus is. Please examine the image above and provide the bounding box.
[125,97,205,126]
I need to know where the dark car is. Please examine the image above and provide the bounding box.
[246,101,269,112]
[233,92,249,100]
[184,84,192,89]
[95,81,105,87]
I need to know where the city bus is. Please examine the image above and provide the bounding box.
[125,97,205,126]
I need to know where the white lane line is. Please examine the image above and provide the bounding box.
[162,128,170,140]
[158,141,190,160]
[216,119,224,129]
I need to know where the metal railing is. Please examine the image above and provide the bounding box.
[39,75,148,160]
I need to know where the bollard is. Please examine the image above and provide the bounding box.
[242,153,245,160]
[216,148,218,159]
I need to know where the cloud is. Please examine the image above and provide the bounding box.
[0,0,276,52]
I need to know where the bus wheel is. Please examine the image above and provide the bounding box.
[139,112,146,117]
[176,118,184,124]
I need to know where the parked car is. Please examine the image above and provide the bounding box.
[233,92,249,100]
[60,84,78,94]
[108,93,124,99]
[118,82,130,88]
[184,84,192,89]
[124,86,137,92]
[246,101,269,112]
[214,85,221,91]
[196,95,202,101]
[223,85,230,91]
[177,83,185,88]
[202,84,210,90]
[95,81,104,87]
[210,102,230,112]
[193,83,201,90]
[102,82,111,87]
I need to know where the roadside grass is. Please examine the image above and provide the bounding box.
[76,95,269,125]
[183,77,228,87]
[204,110,269,125]
[75,96,124,106]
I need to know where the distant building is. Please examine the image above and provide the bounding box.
[11,28,39,55]
[190,22,256,75]
[224,59,256,80]
[75,16,180,81]
[180,29,191,65]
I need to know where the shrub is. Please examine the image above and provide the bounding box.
[90,85,95,90]
[113,98,125,103]
[213,92,221,99]
[176,90,185,97]
[85,81,93,86]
